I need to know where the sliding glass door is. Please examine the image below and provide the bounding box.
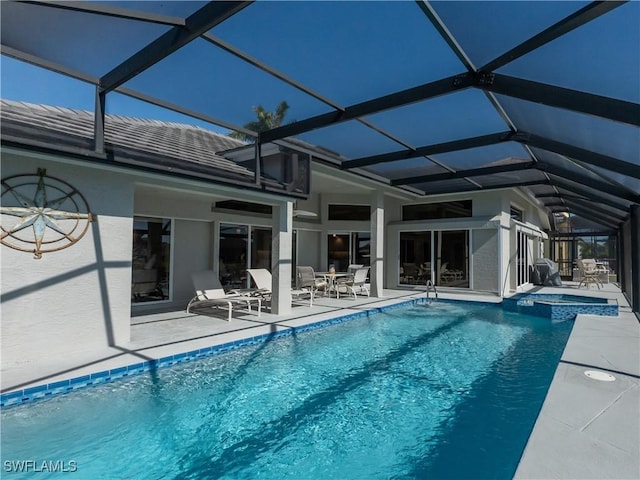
[251,227,272,270]
[328,234,350,272]
[219,224,273,289]
[399,230,469,288]
[399,231,431,285]
[434,230,469,287]
[219,224,248,289]
[327,232,371,272]
[131,217,172,303]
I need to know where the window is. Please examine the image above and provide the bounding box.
[510,206,523,221]
[402,200,472,221]
[131,217,171,303]
[215,200,272,215]
[328,204,370,221]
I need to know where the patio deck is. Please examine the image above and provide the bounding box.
[1,282,638,479]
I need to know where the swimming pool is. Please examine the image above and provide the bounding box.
[1,301,572,479]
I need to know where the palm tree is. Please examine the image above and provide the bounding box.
[229,101,289,143]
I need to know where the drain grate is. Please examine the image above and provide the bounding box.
[584,370,616,382]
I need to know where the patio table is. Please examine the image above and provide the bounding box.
[315,272,350,298]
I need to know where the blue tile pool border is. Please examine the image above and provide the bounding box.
[503,293,618,321]
[0,294,609,408]
[0,297,434,408]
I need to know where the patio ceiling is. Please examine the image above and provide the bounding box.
[1,0,638,233]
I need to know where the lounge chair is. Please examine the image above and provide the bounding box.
[248,268,315,307]
[241,268,273,299]
[439,262,463,284]
[186,270,262,321]
[336,267,370,299]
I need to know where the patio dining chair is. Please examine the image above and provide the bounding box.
[402,263,419,284]
[577,259,603,289]
[346,264,364,276]
[296,266,328,298]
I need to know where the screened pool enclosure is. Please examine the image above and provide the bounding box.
[1,0,638,311]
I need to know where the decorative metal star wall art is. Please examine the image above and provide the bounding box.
[1,169,93,259]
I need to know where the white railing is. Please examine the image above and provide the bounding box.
[426,279,438,303]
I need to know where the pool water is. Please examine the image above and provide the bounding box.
[1,302,572,479]
[521,294,606,304]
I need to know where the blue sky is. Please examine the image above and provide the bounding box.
[0,56,230,134]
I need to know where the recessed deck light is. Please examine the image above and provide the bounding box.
[584,370,615,381]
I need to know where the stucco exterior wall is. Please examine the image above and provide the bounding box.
[1,152,134,372]
[472,229,500,292]
[172,220,213,308]
[296,229,321,271]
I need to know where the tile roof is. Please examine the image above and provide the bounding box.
[0,99,256,183]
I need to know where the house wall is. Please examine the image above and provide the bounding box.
[296,229,321,270]
[172,220,213,307]
[472,229,500,292]
[385,189,549,294]
[1,151,134,373]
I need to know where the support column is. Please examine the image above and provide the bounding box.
[271,201,293,315]
[631,204,639,313]
[618,227,625,291]
[370,190,384,298]
[498,214,511,297]
[94,87,105,154]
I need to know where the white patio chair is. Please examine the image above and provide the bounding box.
[296,266,328,299]
[577,259,603,289]
[186,270,262,320]
[248,268,315,307]
[336,267,370,299]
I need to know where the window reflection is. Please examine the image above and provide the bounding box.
[399,230,469,287]
[219,224,248,289]
[131,217,171,303]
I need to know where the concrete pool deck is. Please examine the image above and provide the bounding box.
[1,282,638,479]
[515,284,639,480]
